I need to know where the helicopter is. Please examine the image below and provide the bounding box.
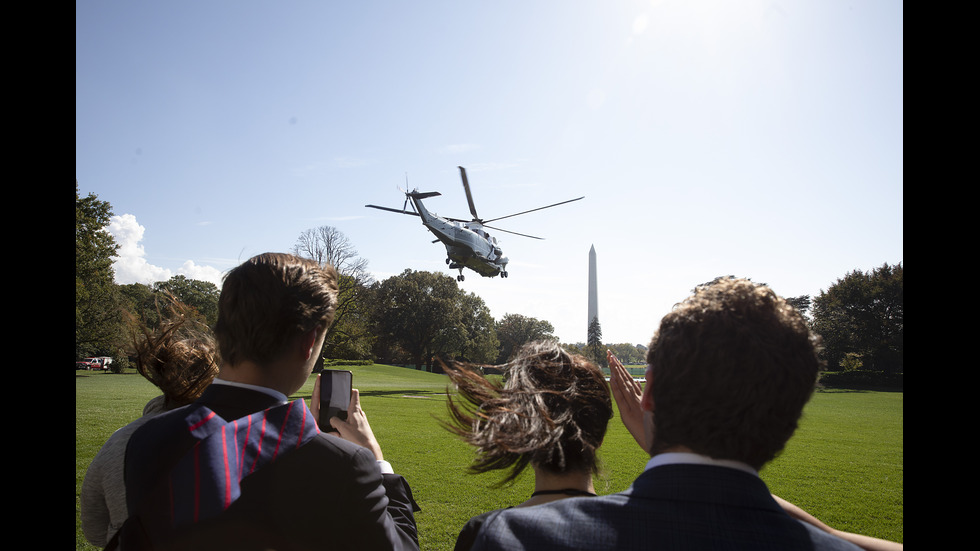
[366,166,584,281]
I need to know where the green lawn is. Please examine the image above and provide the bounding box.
[76,365,903,550]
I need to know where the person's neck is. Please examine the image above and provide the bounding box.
[218,361,292,396]
[647,446,758,475]
[519,467,596,507]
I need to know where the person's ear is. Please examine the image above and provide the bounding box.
[300,327,319,360]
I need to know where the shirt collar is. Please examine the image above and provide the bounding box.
[644,452,758,476]
[211,378,290,405]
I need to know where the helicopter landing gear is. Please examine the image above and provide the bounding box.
[449,262,465,282]
[499,271,508,278]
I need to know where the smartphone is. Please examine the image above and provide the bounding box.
[319,369,352,431]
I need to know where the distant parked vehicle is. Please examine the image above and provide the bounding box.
[76,357,113,371]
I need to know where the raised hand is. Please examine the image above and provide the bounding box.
[607,350,647,451]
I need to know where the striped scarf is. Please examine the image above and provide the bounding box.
[166,399,320,528]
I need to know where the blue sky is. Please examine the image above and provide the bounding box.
[76,1,903,346]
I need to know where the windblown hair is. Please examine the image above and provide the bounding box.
[646,277,824,470]
[444,341,612,485]
[129,294,219,409]
[213,253,338,368]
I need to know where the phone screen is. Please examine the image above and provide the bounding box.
[319,369,352,431]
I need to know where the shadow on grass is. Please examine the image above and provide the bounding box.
[361,389,448,398]
[291,389,448,402]
[815,387,904,394]
[76,371,140,377]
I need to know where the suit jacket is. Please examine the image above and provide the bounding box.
[119,384,419,551]
[471,463,862,551]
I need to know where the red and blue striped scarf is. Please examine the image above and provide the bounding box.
[165,399,320,528]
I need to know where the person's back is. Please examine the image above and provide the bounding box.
[118,253,419,551]
[470,278,861,551]
[471,462,858,550]
[123,387,415,551]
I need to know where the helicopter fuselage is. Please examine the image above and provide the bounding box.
[409,193,508,279]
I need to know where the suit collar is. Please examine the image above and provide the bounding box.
[211,378,289,403]
[196,383,289,421]
[627,463,779,512]
[645,452,757,476]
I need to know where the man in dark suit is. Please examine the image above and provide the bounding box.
[471,278,864,551]
[119,253,419,551]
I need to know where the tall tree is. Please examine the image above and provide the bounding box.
[811,263,903,372]
[606,342,645,365]
[118,283,160,329]
[587,316,604,366]
[369,270,491,369]
[456,292,500,364]
[786,295,812,319]
[76,181,122,358]
[293,226,375,360]
[154,275,220,327]
[494,313,556,363]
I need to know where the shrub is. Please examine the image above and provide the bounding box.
[819,370,903,391]
[109,353,132,373]
[323,358,373,367]
[839,352,863,372]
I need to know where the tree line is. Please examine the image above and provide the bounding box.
[76,184,901,375]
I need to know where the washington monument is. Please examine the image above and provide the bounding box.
[588,244,598,330]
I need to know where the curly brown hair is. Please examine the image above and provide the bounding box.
[444,340,613,485]
[213,253,338,368]
[129,294,219,409]
[645,277,824,470]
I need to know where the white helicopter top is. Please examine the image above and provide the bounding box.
[366,166,583,281]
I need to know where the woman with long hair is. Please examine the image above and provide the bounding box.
[444,340,613,551]
[81,294,220,547]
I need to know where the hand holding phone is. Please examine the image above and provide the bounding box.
[315,377,385,461]
[318,369,352,432]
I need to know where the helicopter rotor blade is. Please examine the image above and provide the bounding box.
[365,204,420,217]
[482,196,585,224]
[483,224,545,240]
[458,166,480,221]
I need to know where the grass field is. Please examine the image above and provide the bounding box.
[76,365,903,549]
